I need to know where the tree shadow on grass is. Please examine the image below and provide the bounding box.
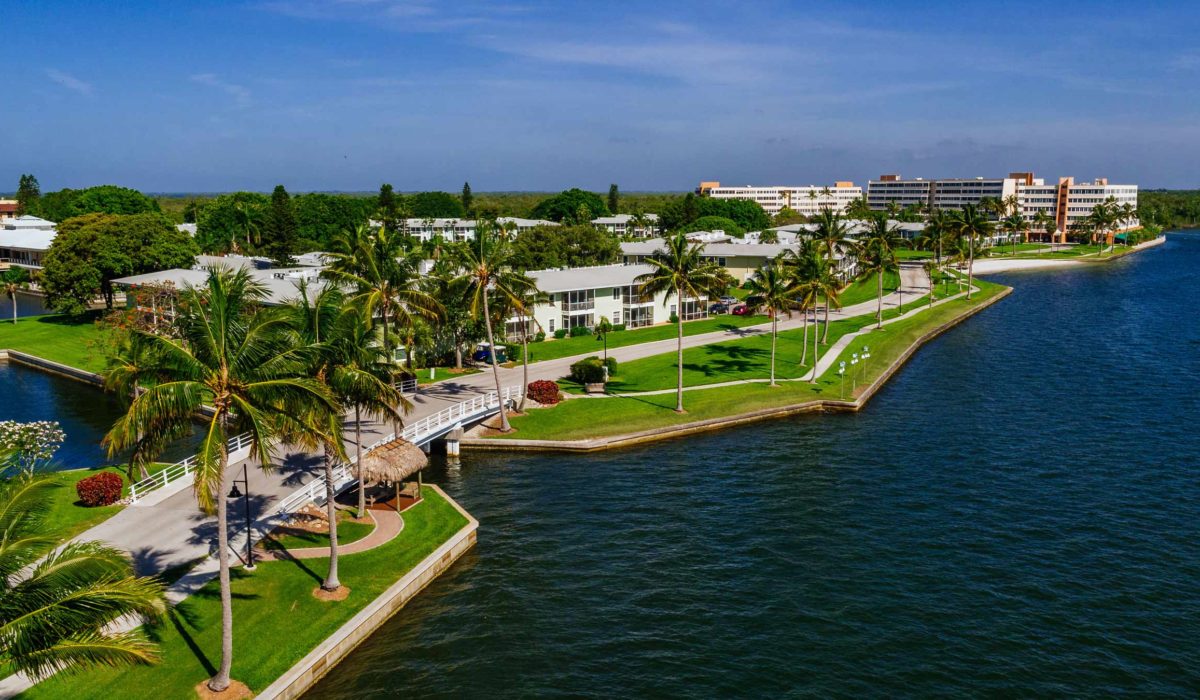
[28,311,102,327]
[157,600,217,677]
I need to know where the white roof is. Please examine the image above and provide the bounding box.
[3,215,56,231]
[529,263,654,293]
[591,213,659,225]
[621,240,797,259]
[498,216,557,227]
[114,265,328,306]
[177,223,198,235]
[0,227,55,251]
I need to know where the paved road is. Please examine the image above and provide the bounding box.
[80,264,927,576]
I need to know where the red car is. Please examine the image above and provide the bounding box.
[731,304,751,316]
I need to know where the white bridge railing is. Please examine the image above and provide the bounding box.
[128,432,253,504]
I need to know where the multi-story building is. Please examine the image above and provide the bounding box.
[868,173,1026,213]
[0,215,57,268]
[700,181,862,216]
[378,216,558,242]
[620,239,858,283]
[591,213,659,238]
[0,200,18,223]
[1048,177,1139,242]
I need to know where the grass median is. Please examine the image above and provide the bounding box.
[519,313,768,363]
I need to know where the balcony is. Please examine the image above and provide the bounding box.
[565,300,594,312]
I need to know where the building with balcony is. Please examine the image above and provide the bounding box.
[376,216,559,242]
[700,181,862,216]
[591,213,659,237]
[0,216,57,269]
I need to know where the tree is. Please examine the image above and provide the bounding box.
[453,223,537,432]
[376,184,402,235]
[420,259,485,370]
[635,233,724,412]
[772,207,806,226]
[1032,210,1056,246]
[0,473,168,680]
[593,316,613,363]
[3,266,30,323]
[948,204,992,300]
[15,174,40,217]
[461,182,474,216]
[103,268,337,693]
[408,191,466,219]
[261,185,298,265]
[509,224,621,270]
[530,188,610,223]
[859,215,903,328]
[662,196,770,232]
[42,213,198,314]
[35,185,160,223]
[743,262,796,386]
[292,193,375,252]
[681,216,745,237]
[1000,212,1027,257]
[811,209,856,342]
[923,259,938,308]
[607,184,619,215]
[195,192,269,254]
[494,283,548,411]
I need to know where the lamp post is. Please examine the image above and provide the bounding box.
[227,463,255,571]
[850,353,859,393]
[838,361,846,399]
[861,345,871,386]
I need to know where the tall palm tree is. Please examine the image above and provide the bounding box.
[495,283,548,412]
[232,201,259,252]
[811,209,856,342]
[3,266,30,323]
[454,223,536,432]
[923,259,938,308]
[1001,212,1027,256]
[948,204,992,300]
[860,215,903,326]
[0,474,169,680]
[635,232,724,413]
[1032,210,1056,245]
[743,262,796,386]
[103,268,337,693]
[791,273,824,382]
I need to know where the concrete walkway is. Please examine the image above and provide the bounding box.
[254,507,404,561]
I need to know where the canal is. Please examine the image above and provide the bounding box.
[310,233,1200,697]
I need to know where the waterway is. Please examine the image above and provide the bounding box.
[311,233,1200,697]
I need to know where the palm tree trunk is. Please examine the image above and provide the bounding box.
[800,309,809,365]
[322,446,340,592]
[481,292,511,431]
[809,311,819,383]
[11,294,16,323]
[769,314,777,386]
[967,236,975,300]
[355,405,365,519]
[209,447,234,693]
[518,330,529,412]
[822,297,831,344]
[454,344,463,370]
[876,272,883,328]
[674,287,684,413]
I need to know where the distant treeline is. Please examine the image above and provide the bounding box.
[1137,190,1200,229]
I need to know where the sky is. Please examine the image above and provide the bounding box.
[4,0,1200,192]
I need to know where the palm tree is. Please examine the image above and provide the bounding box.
[232,201,259,252]
[496,283,548,412]
[0,474,169,680]
[1001,212,1027,256]
[635,232,724,413]
[811,209,856,343]
[103,268,337,693]
[860,215,903,327]
[3,266,30,323]
[454,223,536,432]
[104,333,192,481]
[1032,210,1056,246]
[791,273,824,383]
[923,259,938,308]
[948,204,992,300]
[743,262,796,386]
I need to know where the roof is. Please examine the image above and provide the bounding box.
[0,228,55,251]
[621,240,797,259]
[0,202,17,214]
[529,263,654,293]
[3,215,56,230]
[357,438,427,484]
[177,223,198,235]
[112,266,330,306]
[591,213,659,225]
[498,216,557,227]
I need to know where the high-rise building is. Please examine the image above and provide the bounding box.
[699,181,862,216]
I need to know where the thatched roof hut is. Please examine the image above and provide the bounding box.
[357,438,427,486]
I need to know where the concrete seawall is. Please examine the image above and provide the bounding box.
[256,485,478,700]
[463,287,1012,453]
[0,348,105,386]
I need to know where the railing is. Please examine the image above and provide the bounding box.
[397,377,418,394]
[565,301,595,312]
[128,432,253,503]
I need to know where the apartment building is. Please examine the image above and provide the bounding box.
[620,239,857,283]
[506,263,709,339]
[868,173,1025,212]
[0,200,18,222]
[1050,178,1139,241]
[700,181,862,216]
[591,213,659,237]
[0,215,57,268]
[380,216,559,242]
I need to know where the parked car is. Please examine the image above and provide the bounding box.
[472,342,508,363]
[709,302,729,314]
[719,295,738,305]
[731,304,751,316]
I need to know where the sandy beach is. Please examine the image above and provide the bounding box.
[969,258,1084,274]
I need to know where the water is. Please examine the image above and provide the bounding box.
[4,290,52,319]
[0,362,198,469]
[308,233,1200,697]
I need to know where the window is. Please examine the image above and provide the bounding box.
[613,311,620,324]
[613,288,620,299]
[670,304,677,317]
[549,319,555,333]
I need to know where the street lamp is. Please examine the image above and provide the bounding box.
[861,345,871,385]
[850,353,859,392]
[227,463,255,571]
[838,361,846,399]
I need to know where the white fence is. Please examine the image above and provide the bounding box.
[128,432,253,503]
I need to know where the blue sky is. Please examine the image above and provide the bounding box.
[4,0,1199,192]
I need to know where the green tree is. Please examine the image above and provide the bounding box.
[860,215,903,327]
[292,193,374,252]
[376,184,402,235]
[15,174,40,217]
[453,223,537,432]
[593,315,613,363]
[529,188,610,223]
[461,182,474,216]
[408,191,466,219]
[607,184,619,214]
[948,204,992,300]
[261,185,298,265]
[509,224,621,270]
[743,261,797,386]
[195,192,269,254]
[634,233,724,412]
[42,213,198,314]
[681,215,744,237]
[0,474,168,680]
[1000,212,1027,256]
[103,268,337,693]
[3,266,30,323]
[811,209,856,342]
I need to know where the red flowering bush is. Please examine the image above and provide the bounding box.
[76,472,124,507]
[526,380,561,405]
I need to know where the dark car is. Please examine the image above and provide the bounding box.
[731,304,751,316]
[710,302,729,314]
[472,343,508,363]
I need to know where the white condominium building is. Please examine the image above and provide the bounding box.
[385,216,559,242]
[698,181,862,216]
[868,173,1029,213]
[1020,177,1139,242]
[591,213,660,237]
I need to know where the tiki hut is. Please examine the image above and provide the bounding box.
[356,438,428,510]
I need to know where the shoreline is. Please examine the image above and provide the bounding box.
[461,286,1012,453]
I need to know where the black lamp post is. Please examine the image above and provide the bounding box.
[227,462,255,571]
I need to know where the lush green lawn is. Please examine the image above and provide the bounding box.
[411,366,481,384]
[519,313,767,363]
[837,270,901,309]
[0,313,107,372]
[894,249,934,259]
[496,281,1006,441]
[42,467,128,540]
[262,511,376,551]
[984,242,1053,256]
[23,486,468,699]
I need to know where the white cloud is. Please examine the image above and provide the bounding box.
[45,69,93,95]
[190,73,252,107]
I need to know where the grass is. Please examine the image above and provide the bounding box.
[519,313,767,363]
[495,280,1007,441]
[262,510,375,551]
[837,270,901,308]
[894,249,934,259]
[22,486,468,699]
[0,313,107,373]
[40,463,173,542]
[410,366,481,384]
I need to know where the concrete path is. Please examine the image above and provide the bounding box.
[254,507,404,561]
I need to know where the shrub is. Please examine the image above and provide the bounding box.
[669,313,679,324]
[603,356,618,375]
[612,323,626,332]
[569,325,590,337]
[76,472,123,507]
[569,356,607,384]
[534,331,546,343]
[554,328,568,339]
[526,379,561,405]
